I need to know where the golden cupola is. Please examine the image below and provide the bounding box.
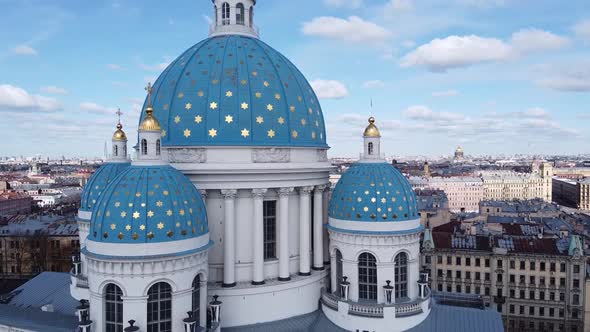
[139,83,162,132]
[363,117,381,137]
[112,123,127,141]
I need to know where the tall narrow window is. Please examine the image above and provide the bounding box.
[123,146,127,157]
[395,252,408,300]
[263,200,277,260]
[113,145,118,157]
[236,3,245,25]
[368,142,374,155]
[141,139,148,155]
[214,5,218,25]
[147,282,172,332]
[156,140,161,156]
[249,6,253,27]
[192,275,201,326]
[222,2,230,25]
[104,283,123,332]
[358,252,377,302]
[335,249,343,295]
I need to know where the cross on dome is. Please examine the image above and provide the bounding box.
[210,0,259,38]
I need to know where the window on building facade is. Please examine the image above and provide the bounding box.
[497,259,502,268]
[476,286,481,294]
[550,262,556,272]
[104,284,124,332]
[476,272,481,280]
[456,271,461,279]
[540,261,546,271]
[540,277,545,285]
[466,271,471,279]
[573,294,580,305]
[236,3,245,25]
[520,261,525,270]
[141,139,148,155]
[447,256,452,265]
[509,274,515,283]
[560,262,566,272]
[437,269,442,278]
[529,290,535,300]
[519,306,524,315]
[221,2,230,25]
[574,264,580,274]
[475,258,481,267]
[456,257,461,265]
[485,259,490,267]
[485,287,490,296]
[540,291,545,300]
[466,257,471,266]
[156,140,161,156]
[438,284,443,291]
[509,304,515,314]
[359,252,378,302]
[530,261,536,270]
[497,274,503,282]
[560,292,565,301]
[437,255,442,264]
[147,282,172,332]
[529,276,535,285]
[263,200,277,260]
[560,278,566,287]
[509,289,515,298]
[395,252,408,300]
[510,260,515,269]
[529,306,535,316]
[485,273,490,281]
[466,285,471,293]
[335,250,343,294]
[573,279,580,289]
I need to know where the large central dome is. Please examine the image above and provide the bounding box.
[140,35,327,148]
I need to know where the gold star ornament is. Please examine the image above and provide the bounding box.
[256,116,264,124]
[210,102,218,110]
[185,103,192,110]
[267,129,276,138]
[184,129,191,138]
[241,128,250,138]
[209,128,217,138]
[241,102,249,110]
[225,115,233,123]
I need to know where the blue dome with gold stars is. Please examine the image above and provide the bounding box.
[329,163,418,222]
[89,165,208,244]
[80,162,131,214]
[139,35,327,148]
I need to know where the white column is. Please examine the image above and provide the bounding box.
[278,187,293,281]
[221,190,237,287]
[172,289,192,332]
[121,295,148,332]
[199,277,207,328]
[252,189,267,285]
[313,185,326,270]
[330,252,337,294]
[298,186,313,276]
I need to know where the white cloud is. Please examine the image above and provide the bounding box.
[432,90,459,97]
[13,45,37,55]
[402,105,464,122]
[363,80,386,88]
[457,0,507,8]
[519,107,549,119]
[401,28,568,71]
[384,0,414,12]
[400,35,512,71]
[573,19,590,41]
[302,16,391,43]
[401,40,416,48]
[323,0,363,9]
[80,102,117,115]
[521,118,579,136]
[107,64,124,70]
[310,79,349,99]
[510,28,570,53]
[40,86,68,95]
[537,76,590,92]
[0,84,61,111]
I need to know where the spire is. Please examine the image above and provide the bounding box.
[210,0,259,38]
[113,108,127,141]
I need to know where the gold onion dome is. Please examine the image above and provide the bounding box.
[112,123,127,141]
[139,106,162,131]
[363,116,381,137]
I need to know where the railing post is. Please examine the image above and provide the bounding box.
[383,280,394,304]
[340,276,350,301]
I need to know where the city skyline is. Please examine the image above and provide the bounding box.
[1,0,589,157]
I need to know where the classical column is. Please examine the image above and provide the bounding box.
[330,252,337,294]
[252,189,267,285]
[278,187,294,281]
[313,185,326,270]
[221,190,238,287]
[199,277,207,328]
[298,186,313,276]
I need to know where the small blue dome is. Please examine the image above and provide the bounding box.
[140,35,327,148]
[80,162,131,213]
[90,165,208,244]
[329,163,418,222]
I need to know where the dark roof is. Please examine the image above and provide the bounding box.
[408,300,504,332]
[4,272,78,315]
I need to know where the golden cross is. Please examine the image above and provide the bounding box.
[145,82,153,107]
[116,108,123,123]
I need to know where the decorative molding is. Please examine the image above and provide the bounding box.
[317,149,328,162]
[314,184,327,193]
[252,148,290,163]
[198,189,208,198]
[221,189,238,200]
[299,186,314,196]
[168,148,207,163]
[252,188,268,199]
[278,187,295,197]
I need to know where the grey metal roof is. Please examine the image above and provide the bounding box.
[5,272,79,316]
[223,310,347,332]
[0,304,77,332]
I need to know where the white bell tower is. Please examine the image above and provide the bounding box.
[110,109,129,163]
[210,0,258,38]
[136,83,166,165]
[361,117,383,162]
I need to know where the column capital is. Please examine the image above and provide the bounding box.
[198,189,208,198]
[252,188,268,199]
[299,186,314,195]
[314,184,328,193]
[221,189,238,199]
[278,187,295,197]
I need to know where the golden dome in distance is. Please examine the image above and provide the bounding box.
[112,123,127,141]
[139,83,162,131]
[363,116,381,137]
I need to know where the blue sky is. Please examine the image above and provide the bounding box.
[1,0,589,158]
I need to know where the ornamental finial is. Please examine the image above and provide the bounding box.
[116,108,123,128]
[145,82,153,108]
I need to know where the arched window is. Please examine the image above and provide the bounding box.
[147,282,172,332]
[156,140,161,156]
[104,283,123,332]
[395,252,408,300]
[123,146,127,157]
[192,275,201,326]
[222,2,230,25]
[335,249,343,295]
[236,3,245,25]
[141,139,148,155]
[368,142,374,155]
[249,6,253,27]
[113,145,118,157]
[358,252,377,302]
[214,5,218,25]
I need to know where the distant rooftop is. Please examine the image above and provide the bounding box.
[0,214,77,236]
